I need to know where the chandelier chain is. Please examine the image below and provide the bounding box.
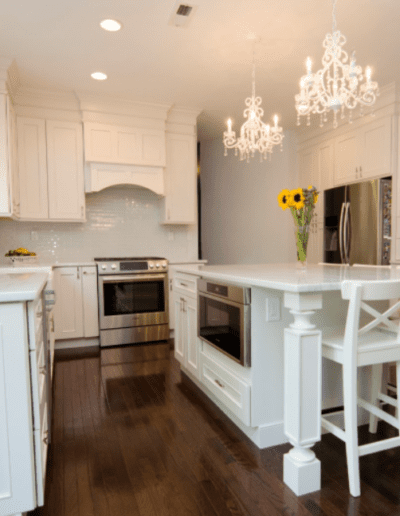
[332,0,337,34]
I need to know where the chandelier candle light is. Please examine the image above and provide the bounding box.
[223,47,284,162]
[295,0,379,129]
[278,186,319,267]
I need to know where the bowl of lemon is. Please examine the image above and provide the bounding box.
[5,248,38,266]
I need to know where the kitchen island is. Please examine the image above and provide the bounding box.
[174,263,400,497]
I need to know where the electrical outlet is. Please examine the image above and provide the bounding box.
[31,231,38,241]
[266,297,281,322]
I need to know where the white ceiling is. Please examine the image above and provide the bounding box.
[1,0,399,140]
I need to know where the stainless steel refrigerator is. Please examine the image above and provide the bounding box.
[324,178,392,265]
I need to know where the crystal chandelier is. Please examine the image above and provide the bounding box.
[223,48,284,162]
[295,0,379,129]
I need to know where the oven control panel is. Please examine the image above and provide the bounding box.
[97,260,168,275]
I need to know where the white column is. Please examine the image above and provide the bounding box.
[283,291,322,496]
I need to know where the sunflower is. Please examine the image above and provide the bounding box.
[289,188,305,210]
[277,189,291,210]
[313,192,319,204]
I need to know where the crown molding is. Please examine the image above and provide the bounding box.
[76,91,172,121]
[15,86,80,111]
[0,57,19,96]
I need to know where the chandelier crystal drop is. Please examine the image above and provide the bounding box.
[295,0,379,129]
[223,59,284,162]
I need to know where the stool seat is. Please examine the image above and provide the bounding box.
[322,327,400,367]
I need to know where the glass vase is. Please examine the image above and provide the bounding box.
[294,224,311,269]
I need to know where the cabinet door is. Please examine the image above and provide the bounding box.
[298,145,318,187]
[0,94,11,215]
[334,131,359,185]
[163,133,197,224]
[17,117,48,219]
[184,295,199,378]
[139,128,166,166]
[0,303,36,515]
[84,123,114,162]
[54,267,84,340]
[173,293,185,365]
[359,117,391,180]
[8,99,19,217]
[47,120,85,220]
[81,266,99,338]
[318,140,334,191]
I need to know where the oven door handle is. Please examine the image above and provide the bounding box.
[101,274,167,283]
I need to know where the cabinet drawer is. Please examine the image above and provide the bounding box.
[174,273,198,297]
[200,352,251,426]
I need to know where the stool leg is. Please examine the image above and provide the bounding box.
[369,363,383,433]
[343,362,361,497]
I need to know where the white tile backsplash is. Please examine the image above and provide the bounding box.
[0,186,198,265]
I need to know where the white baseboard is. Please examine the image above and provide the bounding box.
[55,337,99,350]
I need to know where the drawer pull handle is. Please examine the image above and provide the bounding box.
[36,311,43,317]
[215,379,224,388]
[180,282,189,287]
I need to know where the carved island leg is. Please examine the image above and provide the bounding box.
[283,291,322,496]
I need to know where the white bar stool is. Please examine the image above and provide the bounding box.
[321,279,400,497]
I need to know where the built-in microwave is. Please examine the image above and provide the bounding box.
[197,279,251,367]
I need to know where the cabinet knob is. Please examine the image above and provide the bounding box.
[359,166,362,178]
[39,366,46,375]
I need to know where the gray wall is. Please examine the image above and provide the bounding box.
[200,131,298,265]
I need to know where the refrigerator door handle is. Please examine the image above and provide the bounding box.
[339,202,346,263]
[344,202,351,264]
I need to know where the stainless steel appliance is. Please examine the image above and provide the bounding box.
[197,279,251,366]
[324,177,392,265]
[95,257,169,347]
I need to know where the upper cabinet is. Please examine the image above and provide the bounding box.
[84,122,166,167]
[16,117,85,221]
[0,93,17,217]
[333,116,392,186]
[161,133,197,224]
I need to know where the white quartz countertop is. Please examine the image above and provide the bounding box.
[0,273,49,303]
[176,263,400,292]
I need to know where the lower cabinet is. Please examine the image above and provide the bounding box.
[54,266,99,343]
[173,272,200,379]
[0,290,50,515]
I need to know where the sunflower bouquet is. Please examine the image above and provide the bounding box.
[277,186,319,265]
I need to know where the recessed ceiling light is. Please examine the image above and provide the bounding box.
[100,19,122,32]
[91,72,107,81]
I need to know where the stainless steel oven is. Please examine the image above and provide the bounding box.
[197,279,251,366]
[95,257,169,347]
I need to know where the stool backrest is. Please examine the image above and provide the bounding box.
[341,281,400,351]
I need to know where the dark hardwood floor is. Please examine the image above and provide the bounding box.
[30,342,400,516]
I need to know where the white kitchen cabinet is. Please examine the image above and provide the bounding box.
[46,120,85,220]
[0,93,18,218]
[333,130,359,185]
[161,133,197,224]
[84,122,166,167]
[359,116,392,180]
[0,289,51,515]
[17,117,49,219]
[333,115,392,186]
[173,271,200,379]
[16,117,85,222]
[54,266,99,343]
